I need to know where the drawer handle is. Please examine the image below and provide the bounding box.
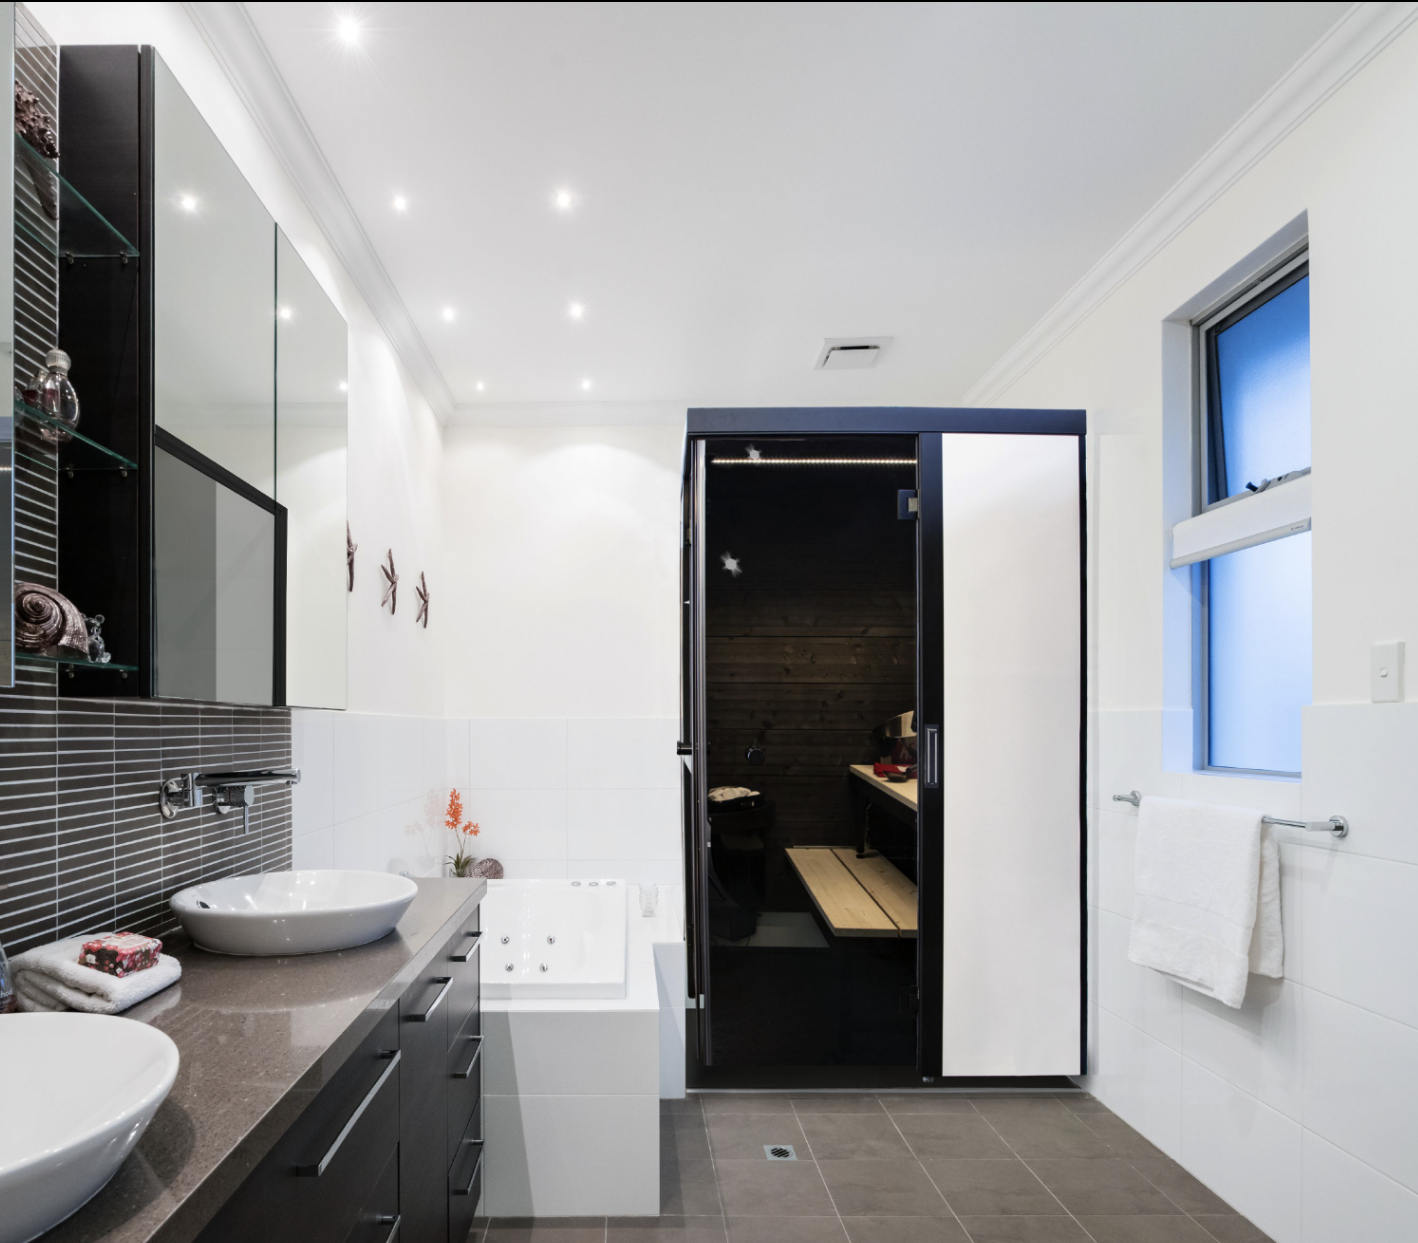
[295,1050,399,1177]
[451,1142,484,1196]
[408,976,453,1022]
[450,931,482,963]
[375,1216,401,1243]
[452,1036,483,1080]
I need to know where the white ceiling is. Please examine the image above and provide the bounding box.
[244,2,1347,416]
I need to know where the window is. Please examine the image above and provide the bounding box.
[1180,254,1311,775]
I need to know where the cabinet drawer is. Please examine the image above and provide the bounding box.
[448,1104,484,1243]
[443,911,481,1051]
[401,973,451,1243]
[446,1028,483,1158]
[340,1144,400,1243]
[267,1007,400,1243]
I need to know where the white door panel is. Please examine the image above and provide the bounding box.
[940,433,1082,1075]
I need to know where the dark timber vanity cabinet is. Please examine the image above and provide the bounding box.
[195,899,484,1243]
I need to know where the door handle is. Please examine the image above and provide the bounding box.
[449,931,481,963]
[676,741,693,755]
[407,977,453,1022]
[922,725,940,788]
[294,1050,399,1176]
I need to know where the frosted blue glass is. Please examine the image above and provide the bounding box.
[1214,276,1310,498]
[1208,532,1312,773]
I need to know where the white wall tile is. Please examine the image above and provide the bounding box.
[420,717,448,792]
[329,810,380,872]
[377,715,424,809]
[376,797,445,875]
[469,719,567,789]
[1180,1059,1302,1243]
[1302,1130,1418,1243]
[1302,987,1418,1194]
[567,858,681,886]
[482,1009,659,1096]
[446,717,470,790]
[291,825,333,870]
[567,787,679,862]
[1304,704,1418,865]
[1098,807,1137,918]
[291,708,335,834]
[1096,909,1183,1050]
[1299,847,1418,1029]
[1181,976,1302,1120]
[496,857,569,880]
[483,1093,658,1216]
[461,788,568,862]
[332,713,380,824]
[1279,842,1304,984]
[1090,1005,1182,1158]
[567,718,678,789]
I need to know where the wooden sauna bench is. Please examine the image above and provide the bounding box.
[785,846,918,938]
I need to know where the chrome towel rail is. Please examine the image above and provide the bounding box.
[1112,790,1348,838]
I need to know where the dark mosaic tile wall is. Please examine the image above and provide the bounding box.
[0,662,292,953]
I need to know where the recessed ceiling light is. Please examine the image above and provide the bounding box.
[393,194,408,212]
[337,15,361,46]
[279,306,292,321]
[442,307,456,322]
[568,302,585,320]
[580,378,592,391]
[553,188,575,212]
[476,381,485,392]
[338,381,348,392]
[179,194,197,211]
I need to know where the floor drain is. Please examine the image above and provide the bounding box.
[764,1145,797,1161]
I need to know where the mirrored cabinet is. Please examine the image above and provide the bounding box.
[4,33,348,708]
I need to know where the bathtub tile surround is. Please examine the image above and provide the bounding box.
[292,711,682,884]
[0,666,293,954]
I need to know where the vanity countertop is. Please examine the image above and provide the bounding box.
[43,877,487,1243]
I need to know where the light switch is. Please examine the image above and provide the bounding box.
[1371,641,1405,703]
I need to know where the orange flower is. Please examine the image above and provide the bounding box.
[445,790,481,839]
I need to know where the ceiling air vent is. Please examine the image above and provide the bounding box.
[814,337,892,370]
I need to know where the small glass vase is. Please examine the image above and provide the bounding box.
[31,348,80,445]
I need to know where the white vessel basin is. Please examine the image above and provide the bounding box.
[170,869,418,956]
[0,1013,179,1243]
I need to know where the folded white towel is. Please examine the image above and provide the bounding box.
[1128,796,1282,1009]
[13,935,182,1015]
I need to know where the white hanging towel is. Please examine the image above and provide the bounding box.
[1128,796,1282,1008]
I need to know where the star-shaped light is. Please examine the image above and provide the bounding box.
[381,549,399,613]
[721,552,743,577]
[415,572,430,629]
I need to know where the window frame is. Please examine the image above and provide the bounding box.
[1192,247,1310,778]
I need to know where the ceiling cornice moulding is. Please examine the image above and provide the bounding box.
[963,1,1418,407]
[182,1,456,421]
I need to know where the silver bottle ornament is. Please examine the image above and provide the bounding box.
[30,348,80,445]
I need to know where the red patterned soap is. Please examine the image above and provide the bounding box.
[80,932,162,978]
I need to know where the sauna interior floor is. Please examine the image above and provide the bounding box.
[470,1092,1274,1243]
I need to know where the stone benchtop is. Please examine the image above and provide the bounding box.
[43,877,486,1243]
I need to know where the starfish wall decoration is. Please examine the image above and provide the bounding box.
[346,523,357,592]
[380,549,399,613]
[415,573,430,629]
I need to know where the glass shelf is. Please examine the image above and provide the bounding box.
[15,135,139,259]
[17,651,138,675]
[14,400,138,472]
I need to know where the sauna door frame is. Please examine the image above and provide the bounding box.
[682,406,1088,1078]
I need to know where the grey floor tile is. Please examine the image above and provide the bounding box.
[799,1113,915,1160]
[1192,1216,1277,1243]
[878,1095,979,1116]
[706,1113,809,1160]
[1024,1159,1180,1216]
[662,1159,724,1215]
[920,1159,1060,1216]
[714,1160,838,1216]
[793,1095,887,1114]
[894,1114,1014,1160]
[987,1115,1115,1159]
[816,1160,952,1217]
[1076,1217,1218,1242]
[607,1217,728,1243]
[663,1098,706,1118]
[952,1218,1090,1242]
[726,1217,850,1243]
[967,1097,1076,1122]
[1078,1116,1167,1160]
[841,1217,970,1243]
[663,1119,713,1162]
[702,1094,798,1116]
[1130,1160,1234,1215]
[485,1220,609,1243]
[1054,1094,1111,1116]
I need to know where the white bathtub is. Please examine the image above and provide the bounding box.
[479,879,628,999]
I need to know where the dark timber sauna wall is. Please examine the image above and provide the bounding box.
[704,438,916,909]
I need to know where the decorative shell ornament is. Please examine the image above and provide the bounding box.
[14,582,89,658]
[415,573,429,629]
[470,858,504,880]
[380,549,399,614]
[346,523,357,592]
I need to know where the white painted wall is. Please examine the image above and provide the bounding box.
[997,19,1418,1242]
[32,1,445,719]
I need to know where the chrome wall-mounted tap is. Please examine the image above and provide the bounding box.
[159,769,301,835]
